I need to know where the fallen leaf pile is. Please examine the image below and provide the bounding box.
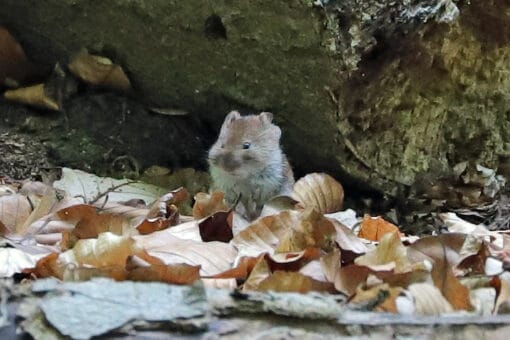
[1,169,510,317]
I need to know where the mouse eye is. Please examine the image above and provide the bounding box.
[242,142,251,150]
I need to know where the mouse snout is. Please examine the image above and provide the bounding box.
[214,152,241,172]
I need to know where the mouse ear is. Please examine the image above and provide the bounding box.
[225,111,241,125]
[259,112,273,125]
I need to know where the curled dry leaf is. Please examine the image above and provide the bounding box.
[232,208,336,259]
[4,83,60,111]
[329,218,368,254]
[68,49,131,92]
[193,191,229,219]
[137,189,188,234]
[60,232,141,268]
[358,215,402,241]
[0,193,32,236]
[292,173,344,214]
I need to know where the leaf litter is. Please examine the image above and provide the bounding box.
[2,165,510,337]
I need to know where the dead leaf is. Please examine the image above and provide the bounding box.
[257,271,334,293]
[137,189,188,234]
[0,193,32,235]
[211,255,264,280]
[355,232,411,272]
[59,232,141,268]
[494,274,510,314]
[320,248,341,283]
[358,215,402,241]
[329,218,368,254]
[292,173,344,213]
[193,191,228,219]
[127,262,200,285]
[407,283,454,315]
[4,83,60,110]
[198,210,233,242]
[133,230,237,276]
[243,256,271,291]
[266,247,321,272]
[68,49,131,92]
[57,204,132,239]
[334,264,373,296]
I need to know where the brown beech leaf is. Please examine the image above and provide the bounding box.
[133,230,237,276]
[25,253,62,279]
[198,210,233,243]
[320,248,341,283]
[408,234,473,311]
[292,173,344,214]
[60,232,141,268]
[62,265,128,282]
[355,232,411,273]
[334,264,373,296]
[211,255,264,280]
[57,204,133,239]
[257,271,334,293]
[299,260,328,282]
[68,49,131,92]
[4,83,60,110]
[193,191,229,219]
[243,256,272,291]
[0,193,32,236]
[127,262,200,285]
[266,247,321,272]
[276,208,336,253]
[0,27,36,87]
[494,274,510,314]
[233,208,336,258]
[358,215,402,241]
[136,188,188,234]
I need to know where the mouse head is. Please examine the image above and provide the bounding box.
[208,111,282,178]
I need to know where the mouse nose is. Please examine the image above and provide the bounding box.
[218,153,240,172]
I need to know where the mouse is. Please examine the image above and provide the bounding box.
[208,110,295,220]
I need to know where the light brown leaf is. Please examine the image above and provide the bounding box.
[358,215,402,241]
[57,204,133,239]
[133,230,237,276]
[243,256,271,291]
[355,232,411,273]
[4,83,60,110]
[257,271,334,293]
[193,191,229,219]
[0,193,32,236]
[292,173,344,214]
[329,218,368,254]
[68,49,131,92]
[127,262,200,285]
[320,248,341,283]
